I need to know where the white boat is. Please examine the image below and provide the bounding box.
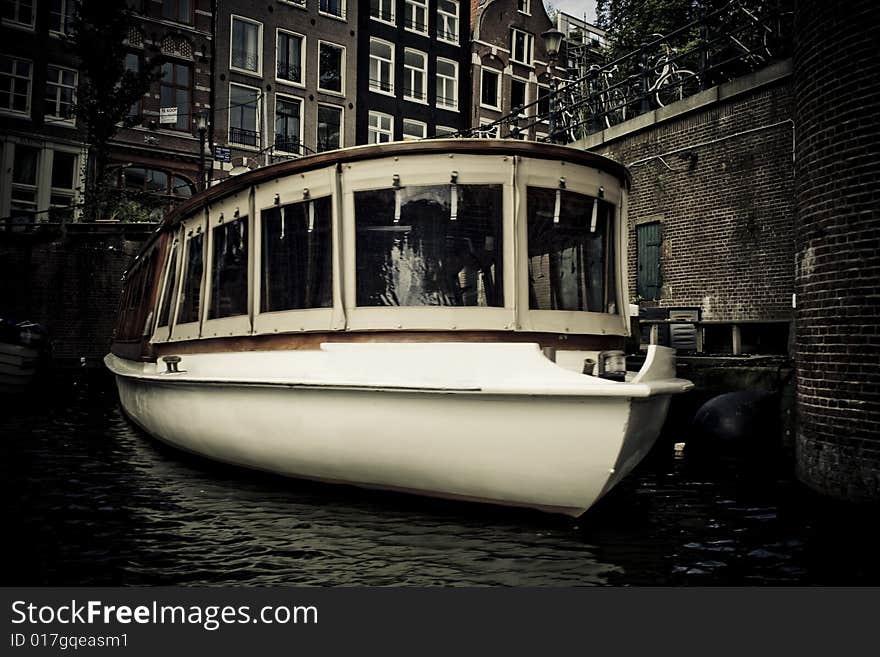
[105,140,692,517]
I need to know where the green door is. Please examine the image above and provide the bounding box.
[637,222,662,300]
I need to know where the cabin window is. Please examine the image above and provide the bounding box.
[354,184,503,307]
[157,242,179,327]
[527,187,615,313]
[260,197,333,312]
[179,232,204,324]
[209,218,249,319]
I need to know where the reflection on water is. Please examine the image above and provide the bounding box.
[2,384,878,586]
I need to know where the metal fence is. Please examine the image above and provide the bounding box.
[447,0,792,143]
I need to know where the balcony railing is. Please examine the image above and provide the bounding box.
[370,7,394,22]
[403,86,426,102]
[231,52,259,72]
[319,0,345,18]
[276,61,302,83]
[404,18,427,33]
[369,77,393,94]
[229,126,260,148]
[274,135,301,154]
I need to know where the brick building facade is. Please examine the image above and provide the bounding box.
[109,0,213,208]
[580,64,796,354]
[470,0,552,139]
[1,0,86,225]
[793,0,880,501]
[357,0,470,143]
[212,0,358,178]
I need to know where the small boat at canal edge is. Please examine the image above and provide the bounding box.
[1,317,47,394]
[105,140,692,517]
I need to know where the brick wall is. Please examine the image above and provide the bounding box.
[0,228,151,368]
[582,70,796,323]
[794,0,880,500]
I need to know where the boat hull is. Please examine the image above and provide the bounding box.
[0,342,39,392]
[110,344,684,516]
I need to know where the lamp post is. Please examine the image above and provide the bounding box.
[196,111,207,191]
[541,27,564,144]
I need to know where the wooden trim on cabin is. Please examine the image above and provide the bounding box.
[111,339,157,362]
[141,330,623,359]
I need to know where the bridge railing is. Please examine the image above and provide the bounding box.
[438,0,792,143]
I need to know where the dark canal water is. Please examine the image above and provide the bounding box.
[2,378,878,586]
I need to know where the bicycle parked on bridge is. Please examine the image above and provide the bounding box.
[644,36,701,108]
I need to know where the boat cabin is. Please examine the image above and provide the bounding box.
[112,140,631,361]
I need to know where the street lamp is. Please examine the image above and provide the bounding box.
[541,27,564,144]
[196,111,207,191]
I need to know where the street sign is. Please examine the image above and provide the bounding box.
[214,146,232,163]
[159,107,178,124]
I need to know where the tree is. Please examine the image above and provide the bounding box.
[67,1,161,221]
[596,0,701,53]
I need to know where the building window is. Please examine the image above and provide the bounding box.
[370,0,394,24]
[518,0,530,14]
[1,0,35,29]
[402,118,426,141]
[510,29,534,65]
[317,104,342,152]
[368,111,393,144]
[434,125,457,137]
[537,83,550,117]
[124,53,142,120]
[49,151,79,219]
[160,62,191,131]
[369,38,394,95]
[161,0,192,24]
[405,0,427,34]
[436,58,457,110]
[637,221,662,300]
[480,68,500,110]
[45,65,77,123]
[231,16,261,74]
[275,95,302,154]
[319,0,345,19]
[437,0,458,44]
[48,150,78,221]
[49,0,76,35]
[318,41,344,95]
[10,144,39,219]
[229,83,260,147]
[403,49,426,103]
[276,30,304,86]
[119,166,194,199]
[0,55,32,114]
[6,146,81,223]
[510,77,527,116]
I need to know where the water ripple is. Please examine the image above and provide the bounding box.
[2,386,879,585]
